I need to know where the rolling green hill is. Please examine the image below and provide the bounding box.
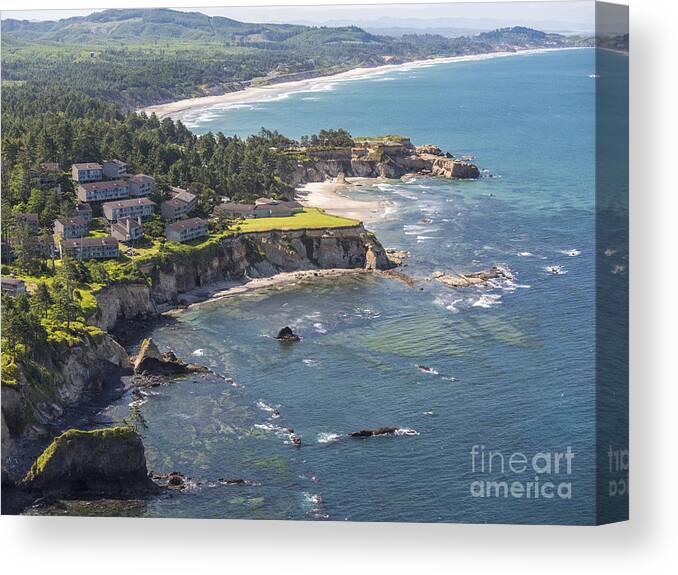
[1,8,592,115]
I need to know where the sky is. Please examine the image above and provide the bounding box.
[1,1,597,34]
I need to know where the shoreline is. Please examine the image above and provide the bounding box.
[296,179,396,223]
[140,47,586,121]
[166,268,376,313]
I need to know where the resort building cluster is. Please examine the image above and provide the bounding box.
[3,159,306,265]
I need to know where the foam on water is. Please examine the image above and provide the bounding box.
[472,293,503,308]
[394,428,420,436]
[317,432,342,444]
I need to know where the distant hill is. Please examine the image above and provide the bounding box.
[1,9,591,111]
[1,8,381,47]
[2,9,585,51]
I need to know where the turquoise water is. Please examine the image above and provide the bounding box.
[103,49,628,524]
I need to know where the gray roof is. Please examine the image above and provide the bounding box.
[78,179,128,191]
[55,216,86,226]
[129,173,155,184]
[61,236,118,248]
[217,202,254,212]
[165,217,207,233]
[103,197,155,209]
[72,162,102,170]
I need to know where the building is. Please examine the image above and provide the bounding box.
[165,217,209,243]
[31,162,61,191]
[72,162,103,183]
[215,202,255,219]
[1,277,26,296]
[160,187,197,221]
[54,216,87,239]
[103,197,155,222]
[128,173,155,196]
[252,199,303,218]
[59,236,119,260]
[74,202,93,224]
[111,218,143,243]
[102,159,128,179]
[14,212,40,234]
[77,180,129,203]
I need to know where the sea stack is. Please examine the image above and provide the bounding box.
[275,326,301,342]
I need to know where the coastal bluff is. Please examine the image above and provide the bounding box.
[143,224,392,305]
[1,220,390,483]
[281,137,480,187]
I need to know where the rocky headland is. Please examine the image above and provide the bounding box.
[1,135,483,513]
[281,137,480,187]
[0,219,395,507]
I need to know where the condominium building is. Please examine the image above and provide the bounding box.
[54,216,88,239]
[77,180,129,203]
[165,217,208,243]
[102,197,155,222]
[72,162,103,183]
[128,173,155,196]
[59,236,119,260]
[111,217,143,243]
[102,159,128,179]
[160,187,197,221]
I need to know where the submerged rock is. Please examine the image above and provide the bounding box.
[166,472,186,489]
[275,326,300,342]
[21,427,159,499]
[433,266,506,288]
[350,427,398,438]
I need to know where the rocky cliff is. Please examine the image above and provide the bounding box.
[89,282,156,332]
[21,427,158,498]
[1,332,130,460]
[1,222,387,465]
[281,140,480,187]
[147,224,392,304]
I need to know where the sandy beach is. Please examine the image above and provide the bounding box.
[140,47,582,121]
[295,179,395,223]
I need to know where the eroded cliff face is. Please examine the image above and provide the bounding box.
[281,143,480,187]
[22,427,159,498]
[89,283,156,332]
[149,224,392,304]
[1,224,388,464]
[1,333,130,460]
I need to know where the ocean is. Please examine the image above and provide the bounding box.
[100,48,628,524]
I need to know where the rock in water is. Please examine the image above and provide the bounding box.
[350,427,398,438]
[134,337,208,377]
[275,326,300,342]
[433,266,506,288]
[21,427,159,498]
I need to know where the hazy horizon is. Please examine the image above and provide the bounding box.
[1,2,596,34]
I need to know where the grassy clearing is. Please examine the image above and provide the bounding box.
[126,208,359,265]
[354,135,409,142]
[236,207,358,232]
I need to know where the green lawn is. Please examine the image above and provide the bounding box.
[2,208,359,295]
[236,207,358,232]
[126,208,359,264]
